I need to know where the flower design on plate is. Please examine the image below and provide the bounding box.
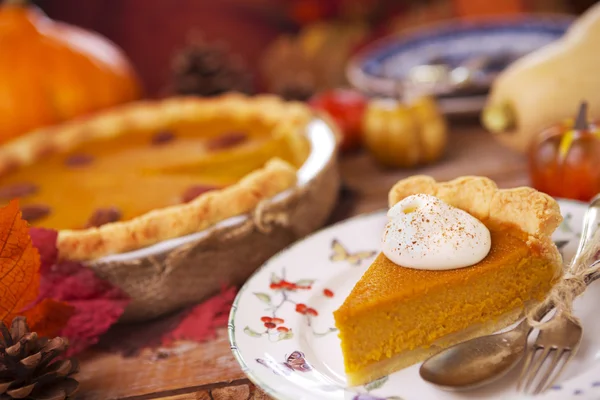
[243,269,338,341]
[350,376,404,400]
[256,350,311,376]
[330,239,376,266]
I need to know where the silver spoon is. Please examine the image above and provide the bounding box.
[419,195,600,391]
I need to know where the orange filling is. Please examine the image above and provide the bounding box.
[333,224,556,375]
[0,118,310,229]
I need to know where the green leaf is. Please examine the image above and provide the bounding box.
[278,330,294,341]
[295,279,315,287]
[386,396,405,400]
[270,272,281,284]
[243,326,263,338]
[365,375,388,391]
[313,327,338,338]
[253,292,271,304]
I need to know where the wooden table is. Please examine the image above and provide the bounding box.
[76,124,530,400]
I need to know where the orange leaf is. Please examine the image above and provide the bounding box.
[22,298,74,338]
[0,199,41,325]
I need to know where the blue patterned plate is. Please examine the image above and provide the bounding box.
[229,199,600,400]
[347,15,573,115]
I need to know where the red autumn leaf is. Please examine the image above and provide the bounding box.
[161,285,237,345]
[0,200,72,337]
[30,227,130,356]
[97,285,237,357]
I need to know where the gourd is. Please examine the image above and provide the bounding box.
[529,102,600,202]
[362,96,447,168]
[0,0,141,144]
[482,2,600,153]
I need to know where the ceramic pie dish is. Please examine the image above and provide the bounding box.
[0,94,340,322]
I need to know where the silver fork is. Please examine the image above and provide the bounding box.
[518,194,600,395]
[517,268,600,394]
[516,309,583,395]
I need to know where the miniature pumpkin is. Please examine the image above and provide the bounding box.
[529,102,600,201]
[362,96,447,168]
[0,0,141,144]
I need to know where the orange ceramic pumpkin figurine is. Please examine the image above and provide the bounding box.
[529,102,600,201]
[0,0,141,144]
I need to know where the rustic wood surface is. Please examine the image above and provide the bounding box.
[75,123,530,400]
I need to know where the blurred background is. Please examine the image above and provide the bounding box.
[37,0,598,97]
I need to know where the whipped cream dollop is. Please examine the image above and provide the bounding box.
[382,194,491,270]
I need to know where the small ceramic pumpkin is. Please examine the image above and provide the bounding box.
[362,96,447,168]
[0,0,141,144]
[529,102,600,201]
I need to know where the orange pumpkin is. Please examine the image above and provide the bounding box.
[528,102,600,202]
[0,0,141,144]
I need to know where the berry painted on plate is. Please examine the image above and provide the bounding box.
[276,326,289,332]
[271,317,284,325]
[260,316,272,323]
[323,288,334,297]
[306,308,318,317]
[295,303,308,314]
[264,322,276,329]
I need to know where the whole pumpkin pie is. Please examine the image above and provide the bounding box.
[0,94,312,261]
[333,176,563,386]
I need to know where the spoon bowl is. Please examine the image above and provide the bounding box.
[420,322,529,390]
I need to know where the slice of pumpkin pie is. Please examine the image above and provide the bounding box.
[334,176,563,386]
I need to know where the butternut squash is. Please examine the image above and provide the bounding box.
[482,3,600,152]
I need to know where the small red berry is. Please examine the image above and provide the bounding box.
[306,308,318,317]
[283,281,295,290]
[323,288,334,297]
[271,317,284,324]
[260,316,272,323]
[295,303,308,314]
[264,322,276,329]
[277,326,289,332]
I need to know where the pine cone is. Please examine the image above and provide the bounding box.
[0,317,79,400]
[171,34,253,97]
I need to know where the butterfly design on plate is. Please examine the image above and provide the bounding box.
[256,351,311,376]
[330,239,376,267]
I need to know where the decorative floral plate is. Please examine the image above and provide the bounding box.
[229,199,600,400]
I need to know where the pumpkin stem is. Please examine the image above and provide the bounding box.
[574,101,588,131]
[481,101,516,134]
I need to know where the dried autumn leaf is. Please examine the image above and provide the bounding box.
[22,297,74,338]
[0,200,72,337]
[0,200,41,324]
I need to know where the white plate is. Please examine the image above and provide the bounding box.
[229,199,600,400]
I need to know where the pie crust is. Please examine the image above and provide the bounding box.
[388,175,563,271]
[0,94,313,261]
